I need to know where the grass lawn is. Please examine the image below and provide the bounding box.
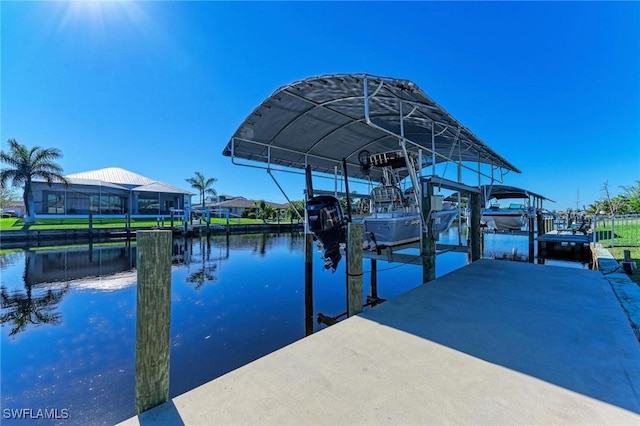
[0,216,295,231]
[595,218,640,247]
[605,246,640,286]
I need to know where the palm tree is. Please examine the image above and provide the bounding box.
[287,200,305,223]
[254,199,275,222]
[186,172,217,208]
[0,139,69,224]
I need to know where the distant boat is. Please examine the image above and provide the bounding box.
[482,202,528,231]
[480,185,554,231]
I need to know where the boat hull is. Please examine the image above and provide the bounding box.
[482,209,526,231]
[363,214,421,247]
[432,209,459,234]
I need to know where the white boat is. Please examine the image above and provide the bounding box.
[481,203,528,231]
[363,184,422,247]
[480,185,553,231]
[360,150,459,249]
[432,202,460,234]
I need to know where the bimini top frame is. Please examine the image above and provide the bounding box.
[222,73,520,185]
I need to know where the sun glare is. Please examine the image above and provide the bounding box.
[58,0,147,34]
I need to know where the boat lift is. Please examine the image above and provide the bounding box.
[221,73,521,324]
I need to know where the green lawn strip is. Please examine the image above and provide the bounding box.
[595,220,640,246]
[0,241,133,255]
[0,248,23,255]
[30,241,135,252]
[0,217,296,231]
[606,246,640,286]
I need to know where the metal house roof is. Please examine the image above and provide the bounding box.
[135,182,193,195]
[34,177,129,191]
[66,167,156,186]
[63,167,194,195]
[223,74,520,183]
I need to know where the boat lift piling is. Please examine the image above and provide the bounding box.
[303,165,317,332]
[528,215,536,263]
[346,222,364,317]
[421,181,436,283]
[342,158,364,317]
[304,233,314,336]
[470,191,483,261]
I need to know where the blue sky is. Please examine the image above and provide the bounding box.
[2,1,639,210]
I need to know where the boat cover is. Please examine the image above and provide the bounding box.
[222,74,520,182]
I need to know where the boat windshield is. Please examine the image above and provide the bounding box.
[371,185,404,212]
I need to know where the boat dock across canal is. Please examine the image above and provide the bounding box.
[120,258,640,425]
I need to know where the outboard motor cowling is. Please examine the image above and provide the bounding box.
[306,196,346,271]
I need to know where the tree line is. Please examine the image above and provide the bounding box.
[585,180,640,215]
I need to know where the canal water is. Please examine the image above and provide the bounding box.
[0,229,584,425]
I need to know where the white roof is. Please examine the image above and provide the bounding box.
[66,167,155,186]
[63,167,194,195]
[64,177,128,190]
[136,181,193,195]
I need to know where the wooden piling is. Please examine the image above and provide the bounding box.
[89,212,93,240]
[421,182,435,283]
[470,192,482,261]
[370,259,378,300]
[135,230,172,415]
[304,233,314,336]
[536,214,544,237]
[528,215,535,263]
[346,222,363,317]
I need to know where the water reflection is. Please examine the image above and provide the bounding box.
[0,250,22,270]
[0,232,462,425]
[181,237,227,289]
[22,245,136,287]
[0,234,301,337]
[1,259,69,336]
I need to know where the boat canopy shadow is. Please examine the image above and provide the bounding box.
[358,259,640,414]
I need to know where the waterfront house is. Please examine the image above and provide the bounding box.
[30,167,193,216]
[209,197,289,218]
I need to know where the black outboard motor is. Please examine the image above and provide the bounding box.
[306,195,346,271]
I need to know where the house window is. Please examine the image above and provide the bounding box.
[138,197,158,214]
[46,192,65,214]
[90,195,99,212]
[101,195,125,214]
[89,195,125,214]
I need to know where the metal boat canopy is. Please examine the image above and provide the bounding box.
[222,74,520,184]
[482,185,554,203]
[447,185,554,205]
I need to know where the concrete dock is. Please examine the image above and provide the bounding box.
[120,259,640,425]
